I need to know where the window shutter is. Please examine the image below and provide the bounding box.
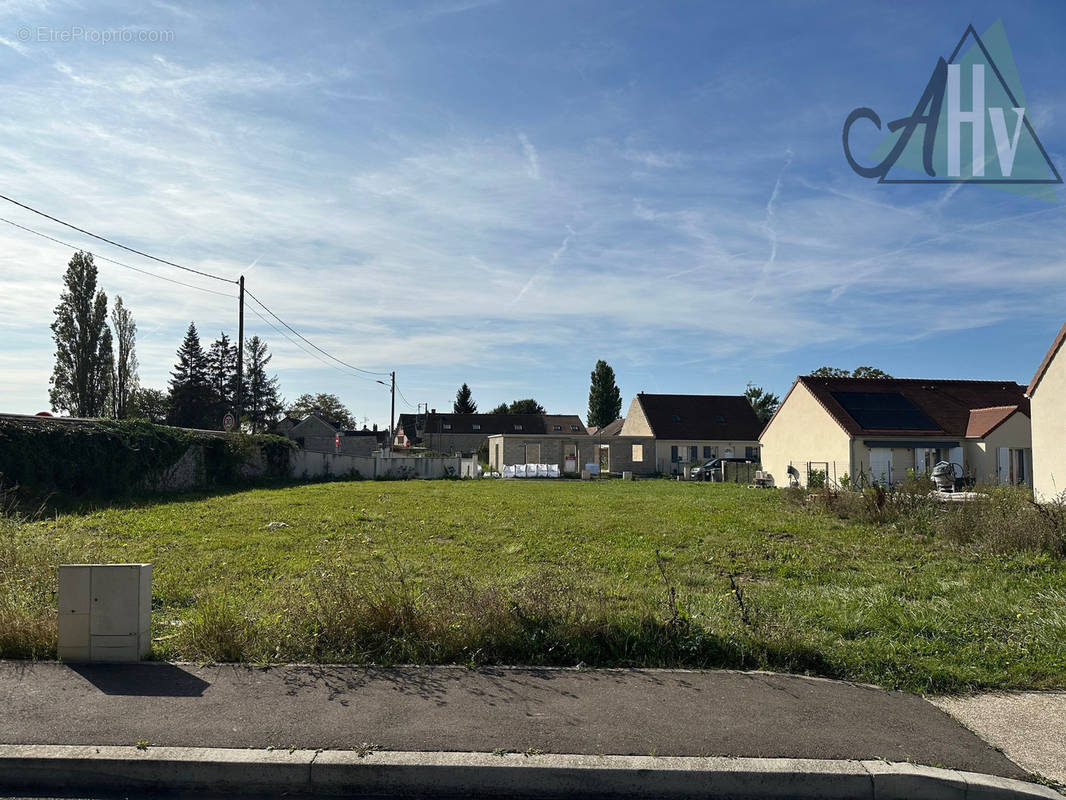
[997,447,1009,484]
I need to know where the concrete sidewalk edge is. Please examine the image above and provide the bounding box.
[0,746,1059,799]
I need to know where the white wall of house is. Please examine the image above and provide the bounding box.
[758,381,852,488]
[1031,343,1066,499]
[965,412,1033,487]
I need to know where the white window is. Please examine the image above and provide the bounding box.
[442,423,452,430]
[472,424,481,431]
[514,424,523,431]
[632,444,643,461]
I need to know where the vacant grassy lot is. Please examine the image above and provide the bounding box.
[3,480,1064,693]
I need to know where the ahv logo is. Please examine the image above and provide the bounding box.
[843,21,1061,196]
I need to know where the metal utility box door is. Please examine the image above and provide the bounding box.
[57,564,152,662]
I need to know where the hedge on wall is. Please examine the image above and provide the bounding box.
[0,417,294,500]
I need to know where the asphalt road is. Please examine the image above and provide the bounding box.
[0,661,1025,780]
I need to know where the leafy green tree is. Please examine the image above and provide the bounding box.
[809,366,852,378]
[453,383,477,414]
[587,360,622,429]
[168,322,215,429]
[243,335,283,433]
[489,403,509,414]
[49,251,114,417]
[286,392,355,429]
[110,296,138,419]
[129,387,170,424]
[810,366,892,379]
[745,382,780,424]
[507,398,545,414]
[206,332,237,414]
[852,365,893,379]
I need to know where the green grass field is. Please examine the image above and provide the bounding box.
[3,479,1064,694]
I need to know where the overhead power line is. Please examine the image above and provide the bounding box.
[0,215,237,299]
[244,304,380,385]
[244,288,390,377]
[0,191,235,284]
[394,383,417,409]
[0,192,398,397]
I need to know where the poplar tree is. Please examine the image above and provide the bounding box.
[49,251,113,417]
[586,360,622,429]
[110,296,139,419]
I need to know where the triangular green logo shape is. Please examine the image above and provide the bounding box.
[867,21,1060,199]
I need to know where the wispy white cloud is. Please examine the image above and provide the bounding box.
[0,35,29,55]
[510,224,574,306]
[518,131,540,180]
[1,2,1064,418]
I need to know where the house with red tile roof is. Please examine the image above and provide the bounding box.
[1027,322,1066,499]
[759,376,1031,489]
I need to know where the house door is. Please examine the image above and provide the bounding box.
[598,445,609,472]
[525,443,541,464]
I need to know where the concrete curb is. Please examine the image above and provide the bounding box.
[0,745,1058,799]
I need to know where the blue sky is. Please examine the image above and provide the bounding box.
[1,1,1065,426]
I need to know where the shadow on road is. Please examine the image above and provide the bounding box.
[67,663,211,697]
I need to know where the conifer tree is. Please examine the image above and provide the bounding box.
[206,332,237,415]
[453,383,477,414]
[168,322,214,428]
[243,335,283,433]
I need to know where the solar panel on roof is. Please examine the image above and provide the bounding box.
[829,391,939,431]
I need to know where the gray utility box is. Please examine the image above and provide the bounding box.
[58,564,152,662]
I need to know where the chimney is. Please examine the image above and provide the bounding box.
[431,408,436,414]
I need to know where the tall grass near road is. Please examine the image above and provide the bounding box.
[1,480,1064,693]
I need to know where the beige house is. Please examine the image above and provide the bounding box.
[619,393,762,474]
[1027,322,1066,499]
[487,432,656,475]
[759,376,1032,489]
